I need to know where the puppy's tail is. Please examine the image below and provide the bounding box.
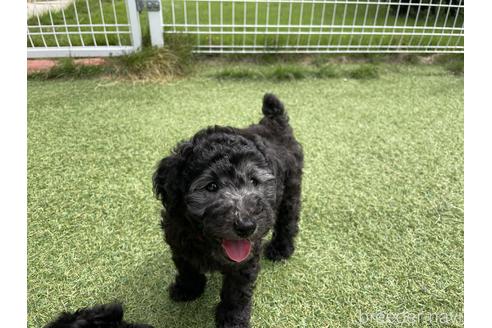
[261,93,289,128]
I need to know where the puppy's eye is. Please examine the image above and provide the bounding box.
[250,178,259,186]
[205,183,219,192]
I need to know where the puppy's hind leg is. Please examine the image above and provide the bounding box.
[169,255,206,302]
[265,175,302,262]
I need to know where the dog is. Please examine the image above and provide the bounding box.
[152,93,303,327]
[44,303,154,328]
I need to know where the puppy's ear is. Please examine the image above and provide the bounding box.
[152,141,192,210]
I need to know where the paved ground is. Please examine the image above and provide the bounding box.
[27,58,106,73]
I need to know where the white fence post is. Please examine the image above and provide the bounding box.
[147,0,164,47]
[126,0,142,50]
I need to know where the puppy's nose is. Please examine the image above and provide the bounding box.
[233,219,256,238]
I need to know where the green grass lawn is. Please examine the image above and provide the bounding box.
[28,64,463,327]
[28,0,463,50]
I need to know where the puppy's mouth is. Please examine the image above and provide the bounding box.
[221,239,252,263]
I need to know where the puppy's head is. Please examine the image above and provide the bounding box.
[153,127,277,264]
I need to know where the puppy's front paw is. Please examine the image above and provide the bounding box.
[215,303,250,328]
[168,274,206,302]
[216,320,250,328]
[264,240,294,262]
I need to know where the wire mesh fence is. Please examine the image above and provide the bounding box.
[27,0,141,57]
[158,0,464,53]
[27,0,464,57]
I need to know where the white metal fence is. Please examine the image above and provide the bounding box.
[27,0,141,58]
[27,0,464,57]
[153,0,464,53]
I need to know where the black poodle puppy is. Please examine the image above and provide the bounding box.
[153,93,304,327]
[44,303,153,328]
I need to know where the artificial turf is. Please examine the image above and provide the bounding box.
[27,64,463,327]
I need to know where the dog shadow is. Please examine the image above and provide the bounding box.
[103,250,222,328]
[97,231,282,327]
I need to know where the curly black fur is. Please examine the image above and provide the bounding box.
[44,303,153,328]
[153,93,303,327]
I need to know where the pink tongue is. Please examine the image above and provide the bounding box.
[222,239,252,263]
